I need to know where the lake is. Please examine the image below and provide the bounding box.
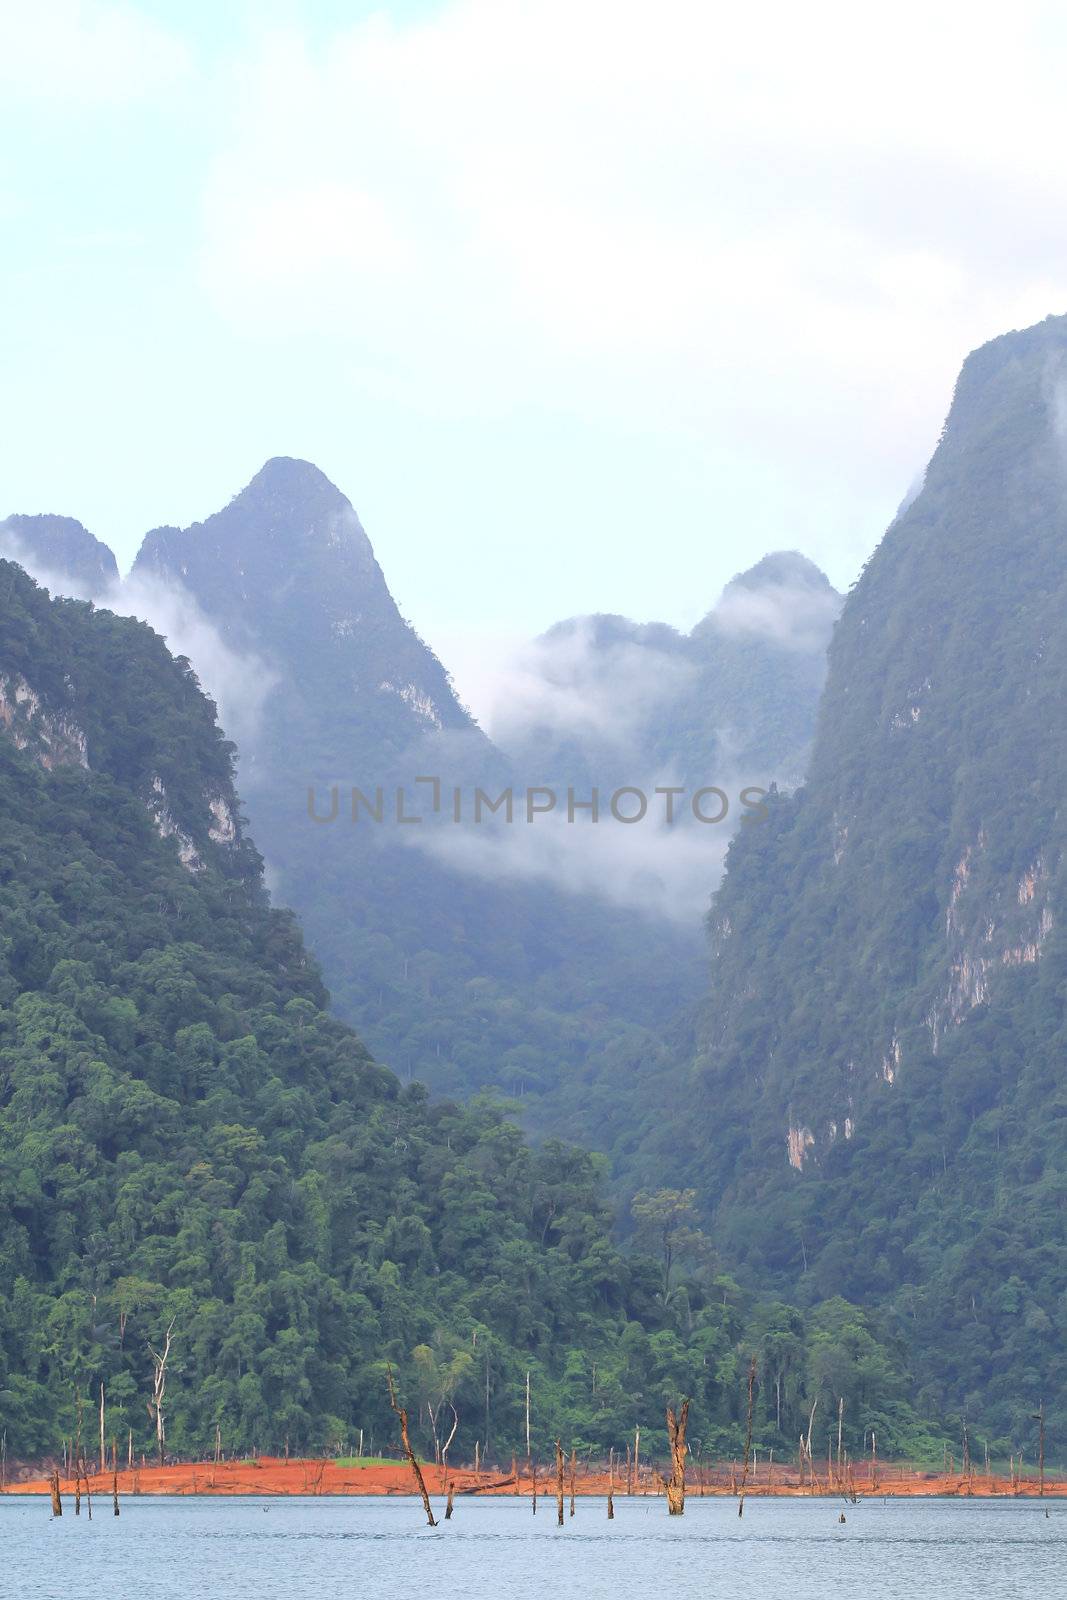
[2,1493,1063,1599]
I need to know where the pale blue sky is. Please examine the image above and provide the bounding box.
[3,0,1067,658]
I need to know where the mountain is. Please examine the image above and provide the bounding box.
[660,313,1067,1446]
[2,462,837,1150]
[129,459,711,1118]
[135,458,479,772]
[495,550,840,796]
[0,557,932,1465]
[0,513,118,598]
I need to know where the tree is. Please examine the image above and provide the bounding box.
[630,1189,708,1303]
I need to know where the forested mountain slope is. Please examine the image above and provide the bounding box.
[663,313,1067,1442]
[0,559,933,1464]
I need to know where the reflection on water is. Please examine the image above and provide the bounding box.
[3,1493,1063,1600]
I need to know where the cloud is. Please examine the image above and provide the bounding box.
[413,802,732,923]
[710,580,841,653]
[485,619,697,753]
[409,614,770,922]
[411,557,837,917]
[197,0,1067,511]
[0,2,191,105]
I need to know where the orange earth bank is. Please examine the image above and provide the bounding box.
[10,1459,1067,1500]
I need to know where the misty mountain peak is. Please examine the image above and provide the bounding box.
[220,456,376,560]
[130,460,478,757]
[0,512,118,599]
[721,549,837,596]
[692,549,841,651]
[133,456,384,602]
[540,612,684,653]
[238,455,350,511]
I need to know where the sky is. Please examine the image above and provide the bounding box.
[3,0,1067,657]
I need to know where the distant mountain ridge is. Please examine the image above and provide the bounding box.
[0,513,118,598]
[500,549,840,797]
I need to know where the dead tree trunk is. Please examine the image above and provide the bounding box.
[445,1482,455,1520]
[79,1452,93,1520]
[608,1448,615,1520]
[664,1400,689,1515]
[804,1399,818,1494]
[50,1469,63,1516]
[112,1440,120,1518]
[147,1319,175,1469]
[440,1405,459,1478]
[1032,1405,1046,1497]
[555,1439,565,1526]
[386,1366,437,1527]
[569,1448,576,1517]
[738,1358,757,1517]
[74,1388,83,1512]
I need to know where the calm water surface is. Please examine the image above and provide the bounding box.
[3,1493,1063,1599]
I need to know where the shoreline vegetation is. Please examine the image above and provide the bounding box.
[8,1456,1066,1501]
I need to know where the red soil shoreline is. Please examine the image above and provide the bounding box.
[8,1458,1067,1499]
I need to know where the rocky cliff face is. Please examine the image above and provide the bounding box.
[0,670,89,770]
[0,559,252,882]
[658,313,1067,1433]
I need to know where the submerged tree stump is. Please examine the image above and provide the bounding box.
[665,1400,690,1514]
